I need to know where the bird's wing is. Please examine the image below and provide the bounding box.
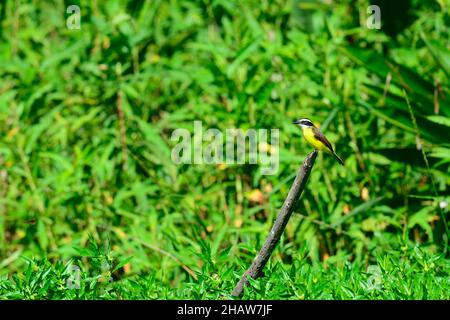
[313,128,334,152]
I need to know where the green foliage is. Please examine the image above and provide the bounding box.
[0,0,449,299]
[1,240,449,299]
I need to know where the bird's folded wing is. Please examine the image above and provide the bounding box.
[313,129,334,152]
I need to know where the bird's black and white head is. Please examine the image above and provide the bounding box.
[293,118,315,128]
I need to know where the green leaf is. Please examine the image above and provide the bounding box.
[37,219,48,251]
[429,147,450,160]
[332,197,384,227]
[113,256,133,273]
[359,100,449,144]
[408,207,434,241]
[421,34,450,79]
[426,115,450,127]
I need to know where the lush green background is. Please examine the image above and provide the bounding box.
[0,0,449,299]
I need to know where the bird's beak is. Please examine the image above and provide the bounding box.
[292,120,301,124]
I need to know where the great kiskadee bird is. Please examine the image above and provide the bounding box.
[293,118,344,165]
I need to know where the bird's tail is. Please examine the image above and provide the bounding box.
[333,152,344,166]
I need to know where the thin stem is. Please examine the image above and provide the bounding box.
[403,89,449,241]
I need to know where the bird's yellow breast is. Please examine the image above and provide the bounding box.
[302,127,330,152]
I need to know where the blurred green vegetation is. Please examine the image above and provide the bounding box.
[0,0,449,299]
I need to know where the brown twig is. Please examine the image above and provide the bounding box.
[231,150,318,297]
